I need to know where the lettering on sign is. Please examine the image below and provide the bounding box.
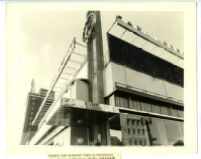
[61,97,119,113]
[85,102,100,111]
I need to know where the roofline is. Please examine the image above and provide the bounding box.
[116,17,184,59]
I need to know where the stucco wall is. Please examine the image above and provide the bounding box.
[104,62,183,102]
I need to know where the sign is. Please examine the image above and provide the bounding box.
[61,98,119,113]
[82,11,96,42]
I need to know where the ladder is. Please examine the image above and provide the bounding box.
[32,38,87,128]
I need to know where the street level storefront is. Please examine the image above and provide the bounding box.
[29,98,183,146]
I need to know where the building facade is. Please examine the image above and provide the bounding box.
[21,11,184,146]
[21,81,55,144]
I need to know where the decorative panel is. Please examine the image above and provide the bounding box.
[120,114,150,146]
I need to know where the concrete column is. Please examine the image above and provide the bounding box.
[87,11,104,104]
[86,11,107,145]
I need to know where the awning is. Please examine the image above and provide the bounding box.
[47,98,119,127]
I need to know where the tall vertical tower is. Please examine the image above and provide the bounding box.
[30,78,36,93]
[83,11,104,104]
[82,11,107,145]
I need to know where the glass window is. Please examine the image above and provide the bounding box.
[139,140,142,145]
[137,129,141,135]
[141,102,151,112]
[128,128,131,134]
[142,129,145,135]
[119,96,123,107]
[166,106,172,116]
[146,103,152,112]
[161,106,168,115]
[140,102,146,111]
[144,139,147,145]
[115,96,129,108]
[132,119,135,125]
[129,139,132,145]
[134,101,141,110]
[123,97,129,108]
[178,110,184,118]
[133,129,135,135]
[115,96,120,107]
[151,104,162,114]
[171,107,179,117]
[127,119,130,125]
[114,92,183,118]
[130,99,135,109]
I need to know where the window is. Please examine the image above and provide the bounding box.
[171,107,179,117]
[127,119,130,125]
[139,140,142,145]
[130,98,141,110]
[142,129,145,135]
[141,102,151,112]
[161,106,168,115]
[144,140,147,145]
[137,129,141,135]
[128,128,131,134]
[133,129,135,135]
[151,104,161,114]
[113,91,183,118]
[115,95,129,108]
[132,119,135,125]
[166,106,172,116]
[178,110,184,118]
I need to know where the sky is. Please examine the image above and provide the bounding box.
[6,6,184,148]
[19,11,183,91]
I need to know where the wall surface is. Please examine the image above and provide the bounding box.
[107,34,183,86]
[104,62,184,102]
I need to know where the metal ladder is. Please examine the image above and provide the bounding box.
[32,38,87,128]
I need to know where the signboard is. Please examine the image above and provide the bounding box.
[61,98,119,113]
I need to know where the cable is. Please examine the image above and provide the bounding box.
[107,20,117,34]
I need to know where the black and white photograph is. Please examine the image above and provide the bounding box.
[4,2,198,157]
[19,10,184,146]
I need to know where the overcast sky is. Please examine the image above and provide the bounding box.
[7,8,183,146]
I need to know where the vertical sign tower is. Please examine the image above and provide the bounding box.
[83,11,107,145]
